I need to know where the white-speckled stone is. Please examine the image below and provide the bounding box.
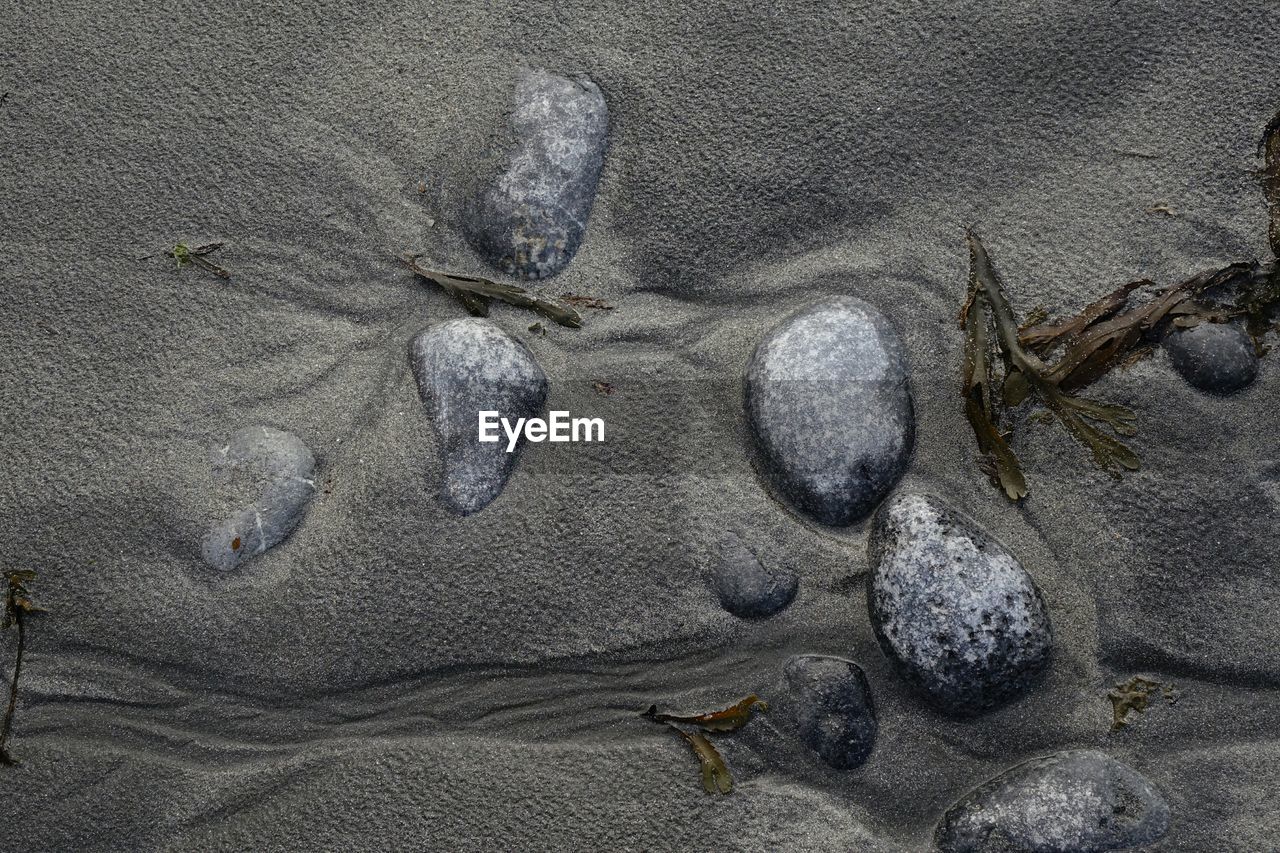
[935,750,1170,852]
[201,426,316,571]
[1163,321,1258,394]
[745,296,914,526]
[464,69,608,280]
[410,318,548,515]
[867,492,1052,714]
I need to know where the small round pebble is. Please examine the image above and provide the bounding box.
[1163,321,1258,394]
[201,425,316,571]
[783,654,877,769]
[711,535,798,619]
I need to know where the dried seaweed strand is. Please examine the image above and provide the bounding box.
[1,570,44,766]
[399,254,582,329]
[674,727,733,794]
[642,694,767,733]
[964,232,1141,496]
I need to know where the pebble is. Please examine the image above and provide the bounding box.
[867,492,1052,714]
[201,426,316,571]
[745,296,914,526]
[1163,321,1258,394]
[409,318,548,514]
[711,535,798,619]
[783,654,877,769]
[464,69,609,280]
[934,749,1170,852]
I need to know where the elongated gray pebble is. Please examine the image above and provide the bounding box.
[410,318,548,514]
[463,68,608,280]
[935,749,1170,852]
[201,426,316,571]
[745,296,914,526]
[867,492,1052,714]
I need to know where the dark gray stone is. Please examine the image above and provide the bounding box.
[410,318,548,515]
[745,296,914,526]
[201,426,316,571]
[1163,321,1258,394]
[783,654,877,770]
[867,492,1052,714]
[934,750,1170,853]
[464,69,609,280]
[711,534,798,619]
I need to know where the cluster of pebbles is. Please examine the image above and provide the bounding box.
[190,66,1267,850]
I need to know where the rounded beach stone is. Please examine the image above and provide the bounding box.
[464,68,609,280]
[409,318,548,515]
[867,492,1052,714]
[745,296,914,526]
[1163,321,1258,394]
[934,749,1170,852]
[201,425,316,571]
[783,654,877,769]
[711,534,798,619]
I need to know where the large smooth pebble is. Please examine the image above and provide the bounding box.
[745,296,914,526]
[783,654,877,769]
[934,749,1170,852]
[867,492,1052,714]
[463,68,608,280]
[201,426,316,571]
[410,318,548,514]
[1163,321,1258,394]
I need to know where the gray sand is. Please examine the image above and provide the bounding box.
[3,1,1280,849]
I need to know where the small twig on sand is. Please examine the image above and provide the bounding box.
[398,254,582,329]
[2,570,44,766]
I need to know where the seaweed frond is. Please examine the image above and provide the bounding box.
[963,232,1143,498]
[642,694,767,733]
[676,728,733,794]
[167,242,230,279]
[2,570,44,766]
[1108,675,1177,730]
[641,694,767,794]
[399,254,582,329]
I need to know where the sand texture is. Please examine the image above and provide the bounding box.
[3,0,1280,849]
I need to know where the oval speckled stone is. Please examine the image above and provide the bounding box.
[867,492,1052,714]
[934,750,1170,853]
[410,318,548,515]
[464,69,608,280]
[783,654,877,770]
[711,534,798,619]
[201,426,316,571]
[745,296,914,526]
[1163,321,1258,394]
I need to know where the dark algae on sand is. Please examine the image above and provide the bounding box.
[963,109,1280,499]
[1,570,44,766]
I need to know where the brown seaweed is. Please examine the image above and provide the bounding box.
[1108,675,1177,730]
[399,254,583,329]
[2,570,44,766]
[642,695,767,794]
[642,694,768,733]
[675,728,733,794]
[963,233,1140,498]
